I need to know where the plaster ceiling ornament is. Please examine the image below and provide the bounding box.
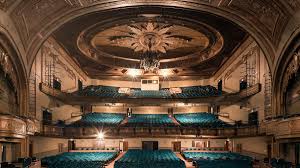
[94,21,209,72]
[111,22,195,53]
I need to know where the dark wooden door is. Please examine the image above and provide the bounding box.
[172,142,181,152]
[123,141,128,151]
[142,141,158,150]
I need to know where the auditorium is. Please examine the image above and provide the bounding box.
[0,0,300,168]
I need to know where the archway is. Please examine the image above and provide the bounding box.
[273,31,300,117]
[22,1,277,75]
[0,30,28,117]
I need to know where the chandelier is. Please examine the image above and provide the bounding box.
[140,51,160,72]
[108,21,194,73]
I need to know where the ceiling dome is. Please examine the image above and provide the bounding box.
[77,16,224,69]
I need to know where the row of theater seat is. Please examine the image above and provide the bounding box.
[74,85,126,98]
[42,152,118,168]
[182,152,252,168]
[68,112,232,128]
[73,85,219,99]
[114,149,186,168]
[174,113,231,127]
[125,114,176,127]
[69,113,125,127]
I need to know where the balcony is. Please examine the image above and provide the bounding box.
[0,114,40,138]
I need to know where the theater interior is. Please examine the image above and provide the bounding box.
[1,0,300,168]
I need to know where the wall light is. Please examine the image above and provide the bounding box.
[97,132,105,140]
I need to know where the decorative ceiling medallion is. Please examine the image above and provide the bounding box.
[92,22,210,58]
[110,22,196,53]
[80,21,223,70]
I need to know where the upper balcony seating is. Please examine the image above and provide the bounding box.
[42,152,118,168]
[114,149,186,168]
[74,85,126,98]
[125,114,176,127]
[72,85,219,99]
[182,152,252,168]
[174,112,231,128]
[69,113,125,127]
[173,85,219,98]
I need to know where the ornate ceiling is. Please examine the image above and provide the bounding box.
[0,0,298,79]
[52,6,246,80]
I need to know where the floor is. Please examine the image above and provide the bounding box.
[176,153,195,168]
[105,152,125,168]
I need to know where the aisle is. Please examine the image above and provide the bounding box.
[105,152,125,168]
[176,153,195,168]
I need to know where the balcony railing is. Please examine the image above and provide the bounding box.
[264,117,300,139]
[0,114,40,138]
[41,124,263,138]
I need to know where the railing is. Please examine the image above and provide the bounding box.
[43,124,264,138]
[40,82,262,105]
[0,114,40,138]
[264,117,300,139]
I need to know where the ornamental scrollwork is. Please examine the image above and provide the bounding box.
[0,47,18,91]
[283,51,300,91]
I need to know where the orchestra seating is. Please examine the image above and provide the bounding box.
[69,113,125,127]
[182,152,252,168]
[125,114,176,127]
[114,149,186,168]
[41,152,118,168]
[174,112,230,128]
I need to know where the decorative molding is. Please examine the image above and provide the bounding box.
[227,0,288,48]
[286,0,300,10]
[47,38,88,81]
[0,0,14,11]
[42,45,77,80]
[224,46,259,80]
[282,50,300,91]
[0,115,26,138]
[0,46,18,91]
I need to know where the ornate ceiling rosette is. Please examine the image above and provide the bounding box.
[77,16,224,70]
[53,6,247,80]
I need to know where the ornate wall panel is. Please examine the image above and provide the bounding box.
[0,115,26,138]
[226,0,289,49]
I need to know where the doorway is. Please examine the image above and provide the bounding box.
[142,141,158,150]
[172,141,181,152]
[119,141,128,152]
[295,143,300,165]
